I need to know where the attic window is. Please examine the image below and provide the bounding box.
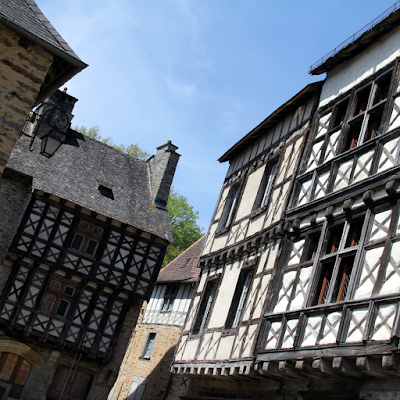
[98,185,114,200]
[181,259,190,268]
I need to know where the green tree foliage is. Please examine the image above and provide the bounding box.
[164,188,204,266]
[73,125,150,160]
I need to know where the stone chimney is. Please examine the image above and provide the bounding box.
[148,141,180,209]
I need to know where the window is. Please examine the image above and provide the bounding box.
[41,279,75,318]
[311,218,364,306]
[192,279,217,334]
[225,269,253,329]
[161,284,179,312]
[221,184,240,228]
[253,161,278,210]
[141,332,157,359]
[0,353,32,399]
[180,259,190,268]
[98,185,114,200]
[70,220,103,257]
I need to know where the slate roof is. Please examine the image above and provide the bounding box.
[7,130,174,242]
[0,0,85,66]
[157,236,205,283]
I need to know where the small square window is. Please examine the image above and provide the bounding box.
[98,185,114,200]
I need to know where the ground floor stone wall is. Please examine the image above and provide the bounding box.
[109,309,185,400]
[0,24,53,177]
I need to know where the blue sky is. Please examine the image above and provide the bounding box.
[38,0,397,231]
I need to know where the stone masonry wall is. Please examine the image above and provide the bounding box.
[0,24,53,176]
[109,303,183,400]
[0,172,32,266]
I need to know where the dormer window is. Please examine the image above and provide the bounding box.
[98,185,114,200]
[70,220,104,257]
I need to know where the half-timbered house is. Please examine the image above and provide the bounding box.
[171,2,400,400]
[0,89,179,400]
[109,236,204,400]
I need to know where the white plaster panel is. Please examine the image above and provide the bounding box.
[241,324,257,358]
[378,136,400,173]
[252,273,272,319]
[354,246,384,300]
[207,260,242,328]
[372,303,397,341]
[302,315,323,347]
[320,24,400,107]
[181,337,199,361]
[246,212,265,238]
[272,182,289,223]
[196,332,212,360]
[369,210,392,243]
[214,187,230,221]
[315,113,331,140]
[281,319,299,348]
[183,295,200,332]
[205,331,221,360]
[231,326,246,358]
[288,240,305,266]
[265,321,282,349]
[235,166,265,220]
[241,276,260,322]
[273,270,297,313]
[388,96,400,132]
[333,159,352,191]
[211,232,228,253]
[346,308,369,343]
[175,334,188,360]
[319,312,341,344]
[202,223,218,256]
[285,137,303,179]
[235,220,248,242]
[215,334,235,360]
[380,241,400,295]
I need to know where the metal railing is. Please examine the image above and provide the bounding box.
[309,1,400,74]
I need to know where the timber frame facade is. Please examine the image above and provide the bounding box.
[0,88,179,400]
[172,3,400,400]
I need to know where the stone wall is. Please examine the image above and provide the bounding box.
[109,304,183,400]
[0,24,53,176]
[0,170,32,265]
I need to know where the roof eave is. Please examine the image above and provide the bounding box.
[0,17,88,106]
[218,81,323,163]
[309,7,400,76]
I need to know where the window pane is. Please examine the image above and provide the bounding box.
[71,234,84,251]
[85,240,98,256]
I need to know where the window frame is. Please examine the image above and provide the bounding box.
[225,267,254,329]
[192,277,219,335]
[160,284,179,312]
[141,332,157,359]
[70,220,104,258]
[253,160,278,211]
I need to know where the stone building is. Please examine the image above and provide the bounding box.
[171,3,400,400]
[0,89,179,399]
[0,0,87,177]
[109,236,204,400]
